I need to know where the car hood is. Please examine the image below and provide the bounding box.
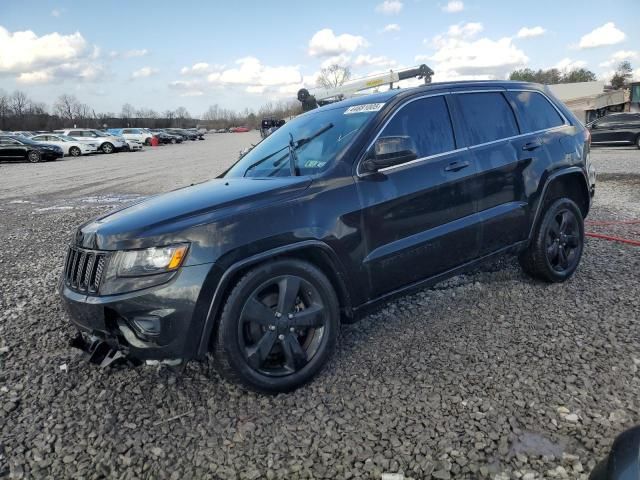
[75,176,312,251]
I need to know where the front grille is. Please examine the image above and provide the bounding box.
[64,247,107,294]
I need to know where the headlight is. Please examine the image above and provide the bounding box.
[115,244,188,277]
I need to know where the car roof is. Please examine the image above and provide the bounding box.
[316,80,545,111]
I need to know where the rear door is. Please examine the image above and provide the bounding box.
[450,90,534,256]
[355,94,481,297]
[590,116,622,143]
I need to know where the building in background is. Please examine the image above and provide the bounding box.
[548,81,626,124]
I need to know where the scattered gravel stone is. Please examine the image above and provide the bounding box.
[0,142,638,478]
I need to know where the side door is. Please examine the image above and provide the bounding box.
[618,114,640,143]
[450,90,534,256]
[590,116,621,143]
[0,138,18,159]
[355,94,480,298]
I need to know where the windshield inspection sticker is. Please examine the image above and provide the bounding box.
[344,103,385,114]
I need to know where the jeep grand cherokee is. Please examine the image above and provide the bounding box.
[59,81,596,393]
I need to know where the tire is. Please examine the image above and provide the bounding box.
[27,150,41,163]
[69,146,81,157]
[519,198,584,283]
[635,134,640,149]
[212,258,339,393]
[101,142,114,154]
[170,138,177,144]
[144,137,152,146]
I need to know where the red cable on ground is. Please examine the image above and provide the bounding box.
[586,220,640,226]
[585,232,640,247]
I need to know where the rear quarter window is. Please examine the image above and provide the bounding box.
[455,92,519,146]
[507,91,565,133]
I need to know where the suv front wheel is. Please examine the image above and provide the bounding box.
[519,197,584,282]
[212,258,339,393]
[101,142,114,154]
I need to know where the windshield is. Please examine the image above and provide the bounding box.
[56,135,75,142]
[225,104,378,178]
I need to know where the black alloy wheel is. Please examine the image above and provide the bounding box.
[545,209,581,273]
[239,275,327,376]
[519,197,584,282]
[213,259,339,393]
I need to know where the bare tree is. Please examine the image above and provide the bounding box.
[10,91,29,117]
[54,94,80,122]
[0,89,9,129]
[121,103,135,118]
[316,64,351,89]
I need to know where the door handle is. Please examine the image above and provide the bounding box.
[522,140,542,151]
[444,160,470,172]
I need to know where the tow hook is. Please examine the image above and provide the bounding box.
[69,332,126,368]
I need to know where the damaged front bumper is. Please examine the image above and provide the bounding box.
[59,262,214,365]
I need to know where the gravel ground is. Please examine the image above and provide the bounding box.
[0,139,638,480]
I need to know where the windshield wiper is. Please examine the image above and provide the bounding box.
[287,123,334,177]
[243,122,334,177]
[243,145,289,177]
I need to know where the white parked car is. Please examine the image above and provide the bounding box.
[54,129,126,154]
[115,128,153,145]
[31,134,98,157]
[125,139,143,151]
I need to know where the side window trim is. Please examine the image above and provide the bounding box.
[356,92,459,177]
[356,88,571,177]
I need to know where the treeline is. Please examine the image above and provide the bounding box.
[509,62,634,89]
[0,90,302,132]
[509,68,597,84]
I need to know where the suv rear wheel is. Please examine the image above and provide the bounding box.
[519,198,584,282]
[212,258,339,393]
[635,134,640,149]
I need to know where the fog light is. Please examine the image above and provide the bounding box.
[132,316,161,336]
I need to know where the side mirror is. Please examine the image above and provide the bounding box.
[362,136,418,173]
[590,425,640,480]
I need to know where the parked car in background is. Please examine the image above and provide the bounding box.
[588,113,640,149]
[11,131,35,137]
[165,128,198,141]
[0,135,64,162]
[149,129,183,144]
[230,126,250,133]
[31,133,98,157]
[185,128,205,140]
[123,139,144,151]
[55,129,127,154]
[59,81,595,393]
[108,128,154,146]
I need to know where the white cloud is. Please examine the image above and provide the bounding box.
[599,50,637,68]
[320,54,352,69]
[375,0,403,15]
[51,9,61,17]
[353,54,397,69]
[308,28,368,57]
[0,26,88,73]
[516,26,545,39]
[246,85,266,94]
[381,23,400,33]
[131,66,158,79]
[207,57,302,87]
[180,62,217,75]
[441,1,464,13]
[419,24,528,81]
[554,58,587,71]
[634,68,640,81]
[123,49,148,58]
[578,22,626,49]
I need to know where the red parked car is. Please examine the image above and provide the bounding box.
[230,126,250,133]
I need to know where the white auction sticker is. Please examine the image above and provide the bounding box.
[344,103,385,114]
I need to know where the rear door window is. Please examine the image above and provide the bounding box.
[377,95,456,158]
[455,92,519,146]
[507,91,565,132]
